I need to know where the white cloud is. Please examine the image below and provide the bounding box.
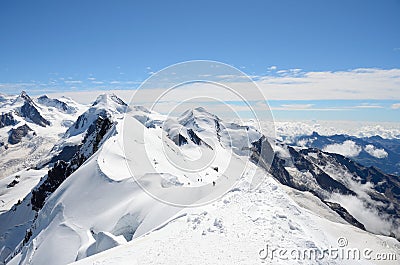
[351,105,383,109]
[279,104,313,110]
[331,194,395,235]
[364,145,388,159]
[268,66,277,71]
[1,67,399,102]
[391,103,400,109]
[271,120,400,140]
[323,140,362,157]
[128,67,395,101]
[64,80,82,84]
[255,68,400,100]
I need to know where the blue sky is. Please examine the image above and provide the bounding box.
[0,0,399,121]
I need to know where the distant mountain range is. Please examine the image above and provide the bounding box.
[290,131,400,175]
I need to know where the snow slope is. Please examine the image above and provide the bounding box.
[72,165,400,265]
[0,168,47,214]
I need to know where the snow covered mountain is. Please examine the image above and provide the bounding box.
[290,132,400,175]
[0,93,128,264]
[0,91,85,179]
[0,93,399,264]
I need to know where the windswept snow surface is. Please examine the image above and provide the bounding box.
[72,165,400,265]
[0,169,47,214]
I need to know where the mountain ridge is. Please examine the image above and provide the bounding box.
[0,93,399,264]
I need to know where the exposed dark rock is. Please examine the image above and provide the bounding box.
[250,138,400,237]
[31,115,114,211]
[261,145,355,198]
[48,145,80,165]
[17,92,50,127]
[294,131,400,175]
[172,133,188,146]
[7,179,19,188]
[187,129,202,145]
[250,137,374,233]
[81,115,113,156]
[22,229,32,245]
[31,160,70,211]
[0,112,18,128]
[8,124,33,145]
[74,113,88,130]
[37,95,76,113]
[250,136,275,171]
[287,147,355,196]
[19,91,33,104]
[323,201,366,230]
[92,94,127,107]
[301,148,400,231]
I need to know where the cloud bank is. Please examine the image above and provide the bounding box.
[1,67,400,101]
[323,140,362,157]
[364,144,388,159]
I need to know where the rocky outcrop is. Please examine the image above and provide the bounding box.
[18,91,50,127]
[0,112,18,128]
[8,124,33,145]
[31,114,114,211]
[323,201,366,230]
[37,95,76,114]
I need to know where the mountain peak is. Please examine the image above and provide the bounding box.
[92,93,127,108]
[37,95,77,114]
[19,91,34,104]
[193,106,208,113]
[311,131,320,137]
[13,91,51,127]
[179,106,219,125]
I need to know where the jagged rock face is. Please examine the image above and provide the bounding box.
[20,101,50,127]
[301,148,400,230]
[31,115,114,211]
[48,145,80,165]
[17,92,51,127]
[8,124,33,145]
[323,201,366,230]
[74,112,89,130]
[187,129,202,145]
[250,136,275,170]
[0,112,18,128]
[172,133,188,146]
[19,91,33,104]
[31,160,70,211]
[171,128,210,147]
[79,114,113,158]
[37,95,76,113]
[92,94,127,107]
[250,139,400,238]
[250,138,364,229]
[265,146,355,198]
[286,146,355,196]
